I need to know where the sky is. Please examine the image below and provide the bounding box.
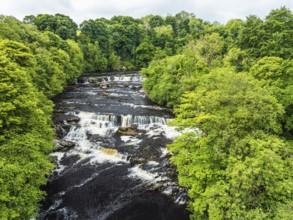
[0,0,292,24]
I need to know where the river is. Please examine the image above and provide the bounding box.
[39,72,189,220]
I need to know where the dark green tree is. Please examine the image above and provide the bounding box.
[34,14,78,40]
[169,70,292,219]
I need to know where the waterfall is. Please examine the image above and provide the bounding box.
[82,74,144,84]
[65,112,169,135]
[40,72,188,220]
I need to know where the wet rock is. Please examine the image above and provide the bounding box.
[67,115,80,123]
[129,85,142,90]
[62,124,71,132]
[100,83,110,89]
[161,158,173,167]
[137,145,161,160]
[54,124,65,138]
[54,124,71,138]
[51,156,59,164]
[77,77,86,83]
[100,147,118,156]
[117,125,138,136]
[54,108,66,113]
[123,83,129,87]
[88,77,101,84]
[129,157,146,165]
[55,140,76,152]
[60,154,81,166]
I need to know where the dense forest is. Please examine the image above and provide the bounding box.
[0,6,292,219]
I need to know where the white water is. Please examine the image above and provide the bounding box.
[45,73,190,220]
[102,76,143,82]
[58,111,179,169]
[65,111,170,136]
[128,165,168,184]
[61,110,198,168]
[51,151,66,173]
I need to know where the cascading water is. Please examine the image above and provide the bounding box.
[39,72,189,220]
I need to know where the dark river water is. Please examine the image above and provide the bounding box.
[39,72,189,220]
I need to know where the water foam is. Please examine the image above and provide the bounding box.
[128,165,168,184]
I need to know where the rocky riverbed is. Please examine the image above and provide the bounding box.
[39,72,189,220]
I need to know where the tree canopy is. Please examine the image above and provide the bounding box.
[142,6,292,220]
[0,6,292,219]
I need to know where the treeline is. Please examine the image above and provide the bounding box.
[142,7,293,219]
[23,12,219,72]
[0,15,83,219]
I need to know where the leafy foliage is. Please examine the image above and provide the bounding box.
[0,6,292,220]
[238,7,293,59]
[169,71,292,219]
[0,16,83,219]
[31,14,78,40]
[0,133,54,219]
[142,7,292,220]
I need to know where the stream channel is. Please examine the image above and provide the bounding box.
[39,72,189,220]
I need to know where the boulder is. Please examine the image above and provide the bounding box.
[137,145,161,160]
[116,125,138,136]
[100,83,110,89]
[54,108,67,113]
[77,77,86,83]
[88,77,100,84]
[54,124,70,138]
[54,140,75,152]
[129,157,146,165]
[67,115,80,123]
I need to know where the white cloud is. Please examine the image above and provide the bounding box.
[187,0,292,22]
[0,0,292,24]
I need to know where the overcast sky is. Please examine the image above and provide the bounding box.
[0,0,292,24]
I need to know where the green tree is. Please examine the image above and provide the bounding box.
[193,33,224,67]
[223,47,248,72]
[250,57,293,134]
[109,16,143,66]
[79,19,110,54]
[153,25,174,51]
[238,7,293,60]
[65,39,84,82]
[0,39,54,219]
[0,132,54,219]
[223,19,244,48]
[142,51,204,107]
[261,7,293,59]
[108,51,122,71]
[188,17,205,39]
[169,70,292,219]
[134,42,156,67]
[34,14,78,40]
[0,39,53,140]
[148,15,165,28]
[81,41,107,73]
